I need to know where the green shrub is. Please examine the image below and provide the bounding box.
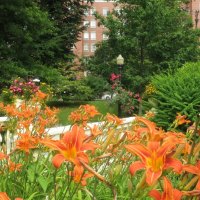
[84,75,110,98]
[143,62,200,129]
[56,79,94,101]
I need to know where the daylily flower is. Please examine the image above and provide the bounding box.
[0,192,23,200]
[81,104,99,118]
[7,160,22,172]
[15,133,36,153]
[125,141,182,185]
[149,176,182,200]
[69,165,93,186]
[105,113,123,126]
[35,90,48,100]
[88,125,102,137]
[42,125,98,168]
[134,117,165,142]
[0,152,6,160]
[0,192,10,200]
[183,160,200,189]
[175,113,191,126]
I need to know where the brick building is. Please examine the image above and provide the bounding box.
[73,0,115,57]
[73,0,200,58]
[188,0,200,28]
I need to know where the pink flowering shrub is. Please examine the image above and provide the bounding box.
[110,73,141,116]
[9,78,39,100]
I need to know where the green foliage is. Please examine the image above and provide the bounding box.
[143,62,200,129]
[85,75,110,98]
[1,89,14,105]
[39,0,94,60]
[56,79,94,101]
[87,0,200,93]
[0,0,94,89]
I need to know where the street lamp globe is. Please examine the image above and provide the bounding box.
[116,54,124,65]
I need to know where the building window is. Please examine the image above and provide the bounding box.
[90,20,96,28]
[103,33,108,40]
[84,9,89,16]
[83,43,89,51]
[83,32,89,40]
[103,8,109,16]
[90,7,96,16]
[90,32,96,40]
[91,43,96,52]
[83,21,89,27]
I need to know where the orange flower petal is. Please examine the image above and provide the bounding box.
[149,190,161,200]
[129,161,145,176]
[196,180,200,190]
[183,164,199,175]
[164,157,182,174]
[52,154,65,168]
[163,176,174,199]
[125,144,151,162]
[173,189,183,200]
[146,169,162,185]
[0,152,6,160]
[0,192,10,200]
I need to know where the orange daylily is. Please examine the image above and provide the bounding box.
[35,90,48,100]
[105,113,123,126]
[7,160,22,172]
[125,141,182,185]
[69,111,82,122]
[0,152,6,160]
[3,104,17,116]
[15,133,37,153]
[134,117,165,142]
[175,113,191,126]
[42,125,98,168]
[183,160,200,189]
[89,125,102,137]
[149,177,182,200]
[0,192,10,200]
[69,165,93,186]
[0,192,23,200]
[81,104,99,118]
[69,105,99,126]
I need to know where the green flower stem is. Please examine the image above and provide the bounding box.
[53,168,57,200]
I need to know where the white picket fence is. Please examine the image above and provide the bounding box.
[0,116,135,153]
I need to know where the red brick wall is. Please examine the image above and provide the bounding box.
[190,0,200,28]
[73,1,115,57]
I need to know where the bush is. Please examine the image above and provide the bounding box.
[84,75,110,98]
[57,79,94,101]
[143,62,200,129]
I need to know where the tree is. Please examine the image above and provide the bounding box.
[87,0,200,93]
[0,0,93,91]
[0,0,59,87]
[39,0,94,65]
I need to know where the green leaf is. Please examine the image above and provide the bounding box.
[78,190,82,200]
[27,192,38,200]
[37,176,49,193]
[27,167,35,183]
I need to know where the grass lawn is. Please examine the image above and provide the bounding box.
[54,100,118,125]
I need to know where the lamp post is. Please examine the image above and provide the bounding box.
[116,54,124,117]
